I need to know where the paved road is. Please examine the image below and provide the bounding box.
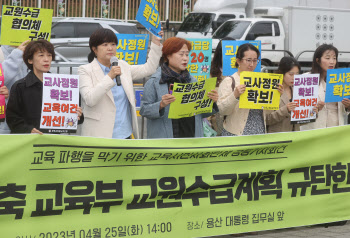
[212,222,350,238]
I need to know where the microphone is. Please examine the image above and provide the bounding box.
[110,56,121,86]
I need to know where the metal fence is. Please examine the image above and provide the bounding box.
[0,0,198,22]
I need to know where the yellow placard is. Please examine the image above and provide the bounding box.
[239,71,283,110]
[168,78,217,119]
[0,5,53,46]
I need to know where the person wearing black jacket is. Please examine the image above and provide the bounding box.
[6,40,83,134]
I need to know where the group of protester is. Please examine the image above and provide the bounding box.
[0,28,349,139]
[210,38,350,136]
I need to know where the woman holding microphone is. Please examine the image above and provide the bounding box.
[78,28,163,139]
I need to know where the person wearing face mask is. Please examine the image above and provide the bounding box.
[218,43,283,136]
[301,44,350,130]
[78,28,163,139]
[6,40,83,134]
[140,37,219,139]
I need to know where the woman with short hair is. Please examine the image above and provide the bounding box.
[140,37,218,138]
[6,40,82,134]
[78,28,163,139]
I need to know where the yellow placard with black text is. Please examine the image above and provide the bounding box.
[0,5,53,46]
[239,71,283,110]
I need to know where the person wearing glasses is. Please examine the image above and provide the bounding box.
[218,43,282,136]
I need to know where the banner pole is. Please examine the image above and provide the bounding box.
[82,0,86,18]
[125,0,129,22]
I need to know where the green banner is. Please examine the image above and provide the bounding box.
[168,78,216,119]
[1,126,350,237]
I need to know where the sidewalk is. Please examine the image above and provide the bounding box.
[215,222,350,238]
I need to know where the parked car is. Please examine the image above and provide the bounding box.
[50,18,139,62]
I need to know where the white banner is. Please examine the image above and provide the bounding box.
[40,73,80,133]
